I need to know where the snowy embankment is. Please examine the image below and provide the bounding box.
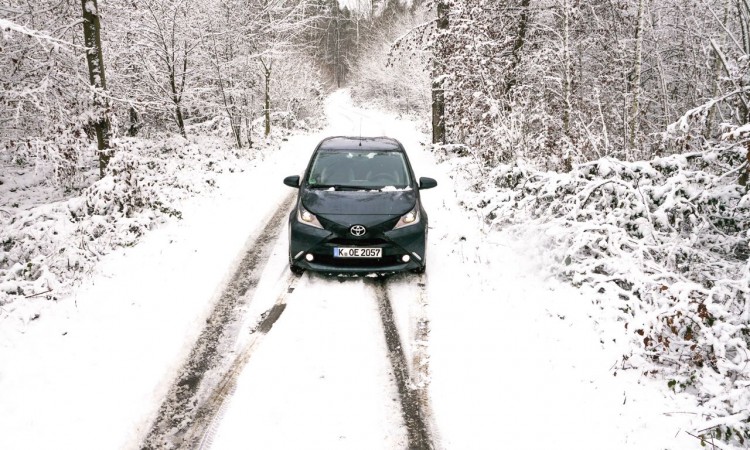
[441,147,750,447]
[0,126,312,449]
[0,134,275,326]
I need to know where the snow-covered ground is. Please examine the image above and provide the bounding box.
[0,91,703,449]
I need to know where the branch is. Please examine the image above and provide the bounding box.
[668,87,750,135]
[25,289,53,299]
[390,18,437,49]
[0,18,86,51]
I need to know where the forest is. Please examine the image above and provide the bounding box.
[2,0,750,447]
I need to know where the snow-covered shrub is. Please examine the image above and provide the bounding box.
[269,56,325,126]
[446,146,750,447]
[0,135,256,315]
[348,4,431,116]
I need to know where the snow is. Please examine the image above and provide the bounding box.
[380,185,412,191]
[425,233,697,449]
[0,135,311,449]
[0,90,705,449]
[722,122,750,140]
[208,276,407,449]
[0,18,85,51]
[85,0,97,15]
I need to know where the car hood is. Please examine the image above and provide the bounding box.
[301,189,416,215]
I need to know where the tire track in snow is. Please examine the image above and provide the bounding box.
[194,275,300,450]
[411,275,435,445]
[141,193,295,450]
[369,277,434,449]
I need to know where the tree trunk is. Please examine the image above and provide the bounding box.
[336,15,342,88]
[81,0,112,178]
[208,34,242,148]
[706,0,730,138]
[431,0,448,145]
[561,0,572,140]
[127,106,139,137]
[561,0,573,172]
[264,64,272,137]
[169,63,187,138]
[506,0,531,94]
[629,0,645,153]
[739,0,750,123]
[245,94,254,148]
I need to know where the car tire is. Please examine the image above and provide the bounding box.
[289,255,304,275]
[412,263,426,275]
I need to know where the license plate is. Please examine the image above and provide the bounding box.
[333,247,382,258]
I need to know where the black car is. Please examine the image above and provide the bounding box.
[283,136,437,275]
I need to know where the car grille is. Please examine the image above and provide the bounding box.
[314,254,404,267]
[327,237,389,246]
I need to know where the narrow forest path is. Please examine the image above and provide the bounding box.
[0,91,702,450]
[195,92,701,450]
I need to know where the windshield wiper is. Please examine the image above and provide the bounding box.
[337,185,378,191]
[308,184,377,191]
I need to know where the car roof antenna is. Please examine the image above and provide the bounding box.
[359,118,362,146]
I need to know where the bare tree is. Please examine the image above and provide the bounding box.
[80,0,112,177]
[432,0,448,144]
[629,0,646,152]
[136,0,198,138]
[505,0,531,94]
[1,1,101,186]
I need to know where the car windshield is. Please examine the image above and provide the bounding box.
[307,150,411,190]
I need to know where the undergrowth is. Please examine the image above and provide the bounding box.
[440,145,750,448]
[0,135,252,309]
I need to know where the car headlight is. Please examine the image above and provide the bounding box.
[394,205,420,229]
[297,204,323,229]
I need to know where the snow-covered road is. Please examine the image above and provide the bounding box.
[0,91,702,450]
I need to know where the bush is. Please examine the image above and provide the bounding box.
[448,145,750,447]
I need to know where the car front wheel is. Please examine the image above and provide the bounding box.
[289,255,304,275]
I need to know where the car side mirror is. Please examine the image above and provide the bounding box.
[419,177,437,190]
[283,175,300,188]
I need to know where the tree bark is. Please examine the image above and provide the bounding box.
[169,49,187,139]
[506,0,531,94]
[706,0,730,138]
[561,0,573,172]
[262,60,272,137]
[741,142,749,186]
[127,106,139,137]
[561,0,572,140]
[336,12,343,88]
[81,0,112,178]
[431,0,448,145]
[629,0,645,153]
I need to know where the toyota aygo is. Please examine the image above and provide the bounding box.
[283,136,437,275]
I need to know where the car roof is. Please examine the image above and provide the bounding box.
[317,136,403,152]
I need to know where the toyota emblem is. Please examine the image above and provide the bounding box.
[350,225,366,236]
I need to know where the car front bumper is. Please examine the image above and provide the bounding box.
[289,216,427,274]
